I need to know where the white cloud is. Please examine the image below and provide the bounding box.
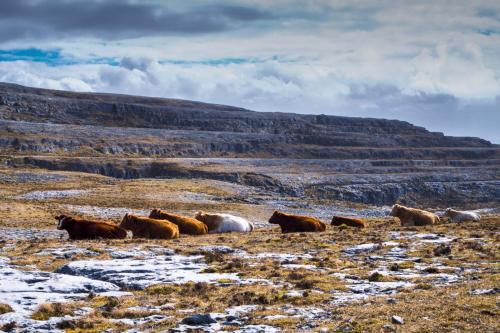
[0,1,499,142]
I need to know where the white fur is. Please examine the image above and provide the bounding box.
[209,213,253,233]
[57,217,67,229]
[444,208,481,223]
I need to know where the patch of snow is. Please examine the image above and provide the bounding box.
[284,290,304,298]
[229,325,281,333]
[390,232,455,244]
[105,246,174,259]
[469,288,499,295]
[0,256,126,315]
[0,312,69,333]
[14,189,90,200]
[199,245,237,254]
[283,306,326,320]
[60,204,148,219]
[281,264,318,270]
[240,252,312,262]
[109,314,169,326]
[56,254,264,290]
[0,228,65,241]
[35,246,99,258]
[343,243,381,255]
[346,281,413,295]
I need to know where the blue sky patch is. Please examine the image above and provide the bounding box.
[0,48,118,66]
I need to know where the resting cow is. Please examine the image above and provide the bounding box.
[331,216,366,228]
[194,212,253,233]
[120,213,179,239]
[268,211,326,233]
[55,215,127,240]
[444,208,480,223]
[149,209,208,235]
[390,204,439,226]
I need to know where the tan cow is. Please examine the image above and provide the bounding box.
[120,213,179,239]
[149,209,208,235]
[390,204,439,226]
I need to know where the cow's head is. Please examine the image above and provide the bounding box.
[390,204,401,217]
[119,213,133,229]
[330,216,341,224]
[194,211,204,221]
[55,215,70,230]
[444,208,452,216]
[268,210,282,224]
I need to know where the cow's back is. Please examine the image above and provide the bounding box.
[150,210,207,235]
[274,213,326,233]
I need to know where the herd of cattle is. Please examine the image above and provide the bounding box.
[54,205,481,240]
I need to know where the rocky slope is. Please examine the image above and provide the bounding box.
[0,82,498,207]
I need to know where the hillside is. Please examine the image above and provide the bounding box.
[0,82,498,207]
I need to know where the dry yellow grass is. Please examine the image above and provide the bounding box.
[0,167,498,332]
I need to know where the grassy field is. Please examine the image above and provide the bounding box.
[0,167,498,332]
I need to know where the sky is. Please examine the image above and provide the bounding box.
[0,0,499,143]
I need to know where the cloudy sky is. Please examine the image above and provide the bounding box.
[1,0,499,142]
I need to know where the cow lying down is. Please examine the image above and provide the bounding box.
[390,204,440,226]
[56,215,127,240]
[195,211,253,233]
[150,209,208,235]
[269,211,326,233]
[444,208,481,223]
[331,216,366,228]
[120,213,179,239]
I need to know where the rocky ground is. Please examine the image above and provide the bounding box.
[0,167,498,332]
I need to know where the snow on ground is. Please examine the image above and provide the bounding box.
[0,228,65,241]
[56,249,265,289]
[0,256,131,331]
[35,246,99,258]
[0,257,126,314]
[171,305,281,333]
[14,189,90,200]
[60,204,148,219]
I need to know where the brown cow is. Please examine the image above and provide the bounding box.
[55,215,127,240]
[390,204,440,226]
[149,209,208,235]
[120,213,179,239]
[331,216,366,228]
[268,211,326,233]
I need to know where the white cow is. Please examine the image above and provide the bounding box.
[195,212,254,233]
[444,208,481,223]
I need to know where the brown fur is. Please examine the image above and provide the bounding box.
[119,213,179,239]
[331,216,366,228]
[194,212,223,232]
[55,215,127,240]
[149,209,208,235]
[390,204,440,226]
[268,211,326,233]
